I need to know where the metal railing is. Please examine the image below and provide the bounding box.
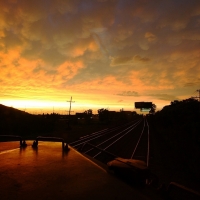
[0,135,27,147]
[32,136,69,151]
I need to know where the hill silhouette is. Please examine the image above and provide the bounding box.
[0,104,55,136]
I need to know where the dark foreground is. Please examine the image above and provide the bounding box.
[1,140,200,200]
[0,141,162,200]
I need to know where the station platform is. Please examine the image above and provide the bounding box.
[0,141,161,200]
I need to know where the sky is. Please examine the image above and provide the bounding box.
[0,0,200,114]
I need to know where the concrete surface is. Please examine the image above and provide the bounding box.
[0,141,161,200]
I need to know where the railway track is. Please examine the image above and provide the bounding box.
[69,116,150,167]
[2,117,200,199]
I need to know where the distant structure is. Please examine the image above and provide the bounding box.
[135,102,156,114]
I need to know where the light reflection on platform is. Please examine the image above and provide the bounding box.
[0,141,161,200]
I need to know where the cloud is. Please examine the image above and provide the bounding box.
[110,56,133,66]
[118,99,123,102]
[145,32,157,42]
[0,0,200,111]
[148,93,180,101]
[184,81,200,87]
[133,55,150,62]
[110,54,150,66]
[117,91,139,97]
[55,60,85,85]
[91,32,109,56]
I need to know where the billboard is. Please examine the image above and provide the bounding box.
[135,102,152,109]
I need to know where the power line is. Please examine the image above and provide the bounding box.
[191,89,200,101]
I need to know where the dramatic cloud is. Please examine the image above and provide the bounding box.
[147,93,180,101]
[117,91,139,97]
[110,54,150,66]
[0,0,200,113]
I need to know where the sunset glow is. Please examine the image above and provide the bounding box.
[0,0,200,113]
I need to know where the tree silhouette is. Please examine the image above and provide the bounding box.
[84,109,93,124]
[149,104,156,114]
[98,108,109,122]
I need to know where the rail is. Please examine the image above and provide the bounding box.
[80,142,118,158]
[81,142,149,170]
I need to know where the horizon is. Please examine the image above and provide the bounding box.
[0,100,158,115]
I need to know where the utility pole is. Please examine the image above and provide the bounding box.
[67,96,75,116]
[191,89,200,101]
[67,96,75,128]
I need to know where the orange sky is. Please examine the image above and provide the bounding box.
[0,0,200,114]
